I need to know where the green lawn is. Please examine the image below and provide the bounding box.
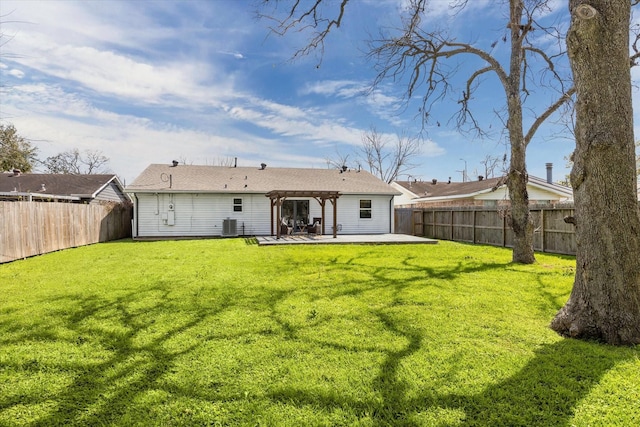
[0,239,638,426]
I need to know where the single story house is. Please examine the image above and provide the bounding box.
[0,170,129,204]
[392,173,573,208]
[126,163,401,238]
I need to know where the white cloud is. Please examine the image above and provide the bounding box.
[8,69,24,78]
[301,80,367,98]
[0,0,448,182]
[422,138,446,157]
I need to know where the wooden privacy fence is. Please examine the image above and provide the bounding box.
[1,201,132,263]
[395,205,578,255]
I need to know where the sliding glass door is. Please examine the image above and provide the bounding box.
[282,200,309,233]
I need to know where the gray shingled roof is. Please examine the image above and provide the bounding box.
[395,175,573,199]
[395,177,505,198]
[0,173,120,197]
[126,164,399,195]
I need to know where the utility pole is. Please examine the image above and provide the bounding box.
[458,158,468,182]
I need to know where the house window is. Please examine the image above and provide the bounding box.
[233,198,243,212]
[359,199,372,219]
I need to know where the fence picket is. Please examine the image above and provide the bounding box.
[395,204,588,256]
[1,202,132,263]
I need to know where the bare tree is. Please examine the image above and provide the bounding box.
[550,0,640,345]
[43,148,110,174]
[216,156,237,167]
[359,126,421,183]
[262,0,575,264]
[480,154,507,179]
[324,148,351,171]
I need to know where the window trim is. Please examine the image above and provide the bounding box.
[359,199,372,219]
[233,197,243,212]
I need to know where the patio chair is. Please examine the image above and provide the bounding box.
[308,218,322,235]
[281,218,293,235]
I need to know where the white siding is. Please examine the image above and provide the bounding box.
[134,192,394,237]
[474,187,510,202]
[333,195,394,234]
[94,181,129,203]
[390,182,419,206]
[474,186,569,202]
[135,193,272,237]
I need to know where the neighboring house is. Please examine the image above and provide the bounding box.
[0,170,129,204]
[392,174,573,208]
[125,163,400,238]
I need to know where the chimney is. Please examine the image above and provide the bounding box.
[171,160,179,167]
[546,163,553,184]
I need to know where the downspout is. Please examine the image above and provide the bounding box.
[389,196,394,233]
[134,194,139,238]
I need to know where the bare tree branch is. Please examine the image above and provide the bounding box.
[260,0,575,263]
[524,87,576,147]
[43,148,110,174]
[358,126,421,183]
[260,0,350,63]
[324,147,351,171]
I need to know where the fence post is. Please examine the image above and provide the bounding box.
[540,208,545,253]
[472,209,477,244]
[502,212,506,248]
[450,210,454,240]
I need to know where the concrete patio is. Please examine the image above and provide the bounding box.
[255,233,438,246]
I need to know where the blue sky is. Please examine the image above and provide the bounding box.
[1,0,638,184]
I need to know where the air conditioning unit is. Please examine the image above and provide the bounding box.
[222,218,238,237]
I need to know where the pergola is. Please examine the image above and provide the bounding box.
[266,190,341,239]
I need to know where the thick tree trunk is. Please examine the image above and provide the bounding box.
[507,147,535,264]
[507,0,536,264]
[551,0,640,345]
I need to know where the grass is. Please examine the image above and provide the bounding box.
[0,239,638,426]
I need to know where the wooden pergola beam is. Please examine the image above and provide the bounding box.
[266,190,341,238]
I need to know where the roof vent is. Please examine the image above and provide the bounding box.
[478,175,484,181]
[171,160,179,167]
[12,169,21,176]
[432,179,437,185]
[260,163,267,170]
[40,184,46,192]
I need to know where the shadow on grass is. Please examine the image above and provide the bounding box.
[1,248,632,426]
[0,282,230,426]
[424,339,630,426]
[264,255,632,426]
[267,334,631,426]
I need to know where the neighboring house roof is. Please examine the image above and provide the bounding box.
[393,175,573,203]
[126,164,400,195]
[0,172,128,202]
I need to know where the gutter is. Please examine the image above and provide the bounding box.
[389,196,394,233]
[133,193,139,238]
[0,191,80,201]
